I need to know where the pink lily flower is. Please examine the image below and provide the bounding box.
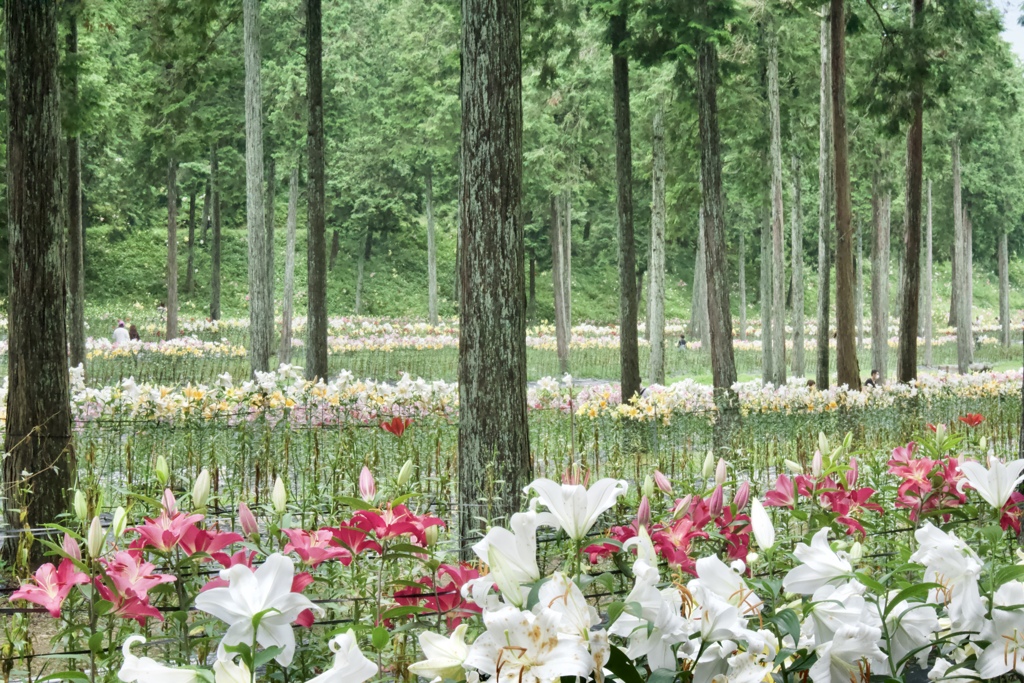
[283,528,353,567]
[93,578,164,624]
[178,526,243,558]
[101,551,176,601]
[764,474,796,509]
[10,558,89,617]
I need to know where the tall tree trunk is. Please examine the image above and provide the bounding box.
[856,218,864,350]
[244,0,270,375]
[870,181,889,382]
[3,0,75,565]
[690,213,709,347]
[200,175,211,243]
[924,178,933,365]
[562,191,572,333]
[458,0,529,551]
[831,0,860,388]
[791,154,805,377]
[210,146,222,320]
[166,159,179,340]
[610,11,641,402]
[265,155,276,325]
[280,167,299,366]
[949,240,958,327]
[649,108,667,384]
[305,0,328,380]
[816,6,833,389]
[760,221,774,383]
[66,4,86,372]
[952,135,971,373]
[1000,231,1010,347]
[966,207,974,335]
[695,25,737,397]
[185,190,197,295]
[426,165,438,325]
[551,195,569,374]
[738,231,747,341]
[767,20,786,386]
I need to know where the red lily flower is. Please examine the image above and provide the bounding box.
[350,504,444,545]
[381,416,412,437]
[10,558,89,618]
[283,528,353,567]
[959,413,984,428]
[328,525,383,556]
[178,526,243,559]
[93,578,164,625]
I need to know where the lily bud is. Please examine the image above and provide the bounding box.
[812,450,823,478]
[154,455,169,486]
[845,458,858,488]
[979,436,988,450]
[672,495,693,519]
[111,506,128,538]
[161,489,178,515]
[634,525,658,565]
[359,466,376,503]
[73,489,88,521]
[653,470,673,495]
[732,481,750,511]
[487,545,523,608]
[783,459,803,475]
[642,475,654,500]
[702,451,714,479]
[715,458,727,487]
[818,432,830,455]
[397,459,414,488]
[746,552,759,565]
[424,524,439,547]
[708,485,724,518]
[87,516,105,558]
[272,476,287,514]
[637,496,651,530]
[192,468,211,510]
[849,541,863,561]
[63,533,81,561]
[239,502,259,537]
[750,497,775,550]
[934,423,947,441]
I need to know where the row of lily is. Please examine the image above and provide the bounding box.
[22,366,1018,427]
[9,421,1024,682]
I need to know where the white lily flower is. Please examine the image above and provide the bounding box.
[537,572,598,638]
[750,497,775,550]
[928,658,978,683]
[118,636,198,683]
[808,623,884,683]
[524,477,628,541]
[909,523,986,632]
[472,511,542,607]
[305,632,377,683]
[464,605,593,683]
[957,457,1024,510]
[803,581,876,646]
[783,528,851,595]
[621,525,658,567]
[689,555,762,615]
[194,553,323,667]
[212,656,251,683]
[608,563,689,670]
[725,632,778,683]
[690,641,733,683]
[880,591,939,672]
[409,624,470,682]
[692,586,751,644]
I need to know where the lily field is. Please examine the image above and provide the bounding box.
[2,313,1024,683]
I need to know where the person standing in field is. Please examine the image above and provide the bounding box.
[113,320,131,344]
[128,324,141,341]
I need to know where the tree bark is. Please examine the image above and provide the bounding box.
[66,5,86,372]
[696,18,738,397]
[185,189,197,295]
[280,167,299,366]
[767,21,787,386]
[690,212,710,347]
[200,175,211,243]
[305,0,328,380]
[966,207,974,333]
[952,135,972,373]
[1000,231,1010,347]
[3,0,75,565]
[949,240,957,327]
[816,6,833,389]
[265,155,276,322]
[551,195,569,374]
[458,0,529,551]
[831,0,860,389]
[924,178,933,365]
[791,154,805,377]
[870,181,889,382]
[610,11,641,402]
[426,165,439,325]
[649,108,667,384]
[896,52,923,383]
[760,220,774,383]
[244,0,271,375]
[166,159,179,340]
[738,231,747,341]
[210,146,222,321]
[562,191,572,333]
